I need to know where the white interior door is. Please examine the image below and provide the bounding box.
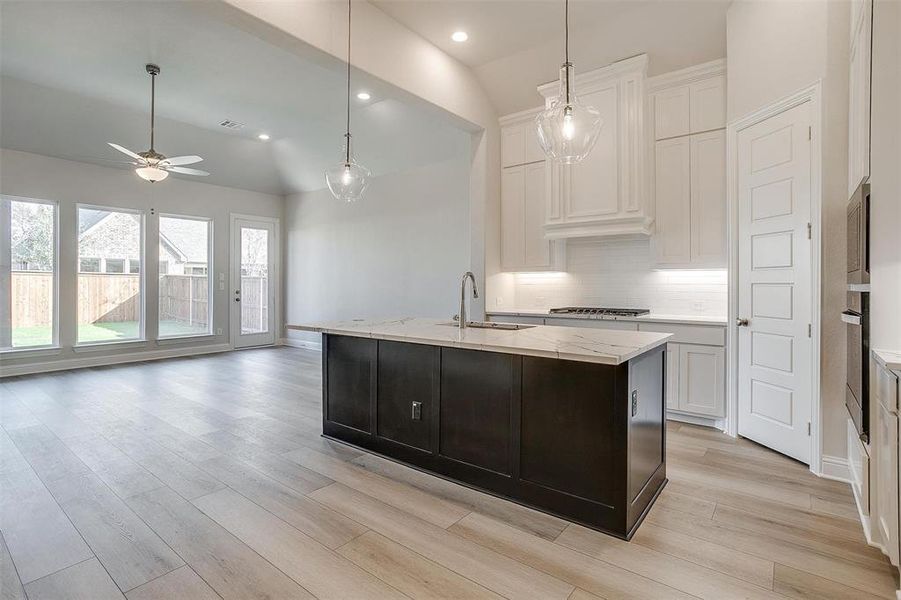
[231,216,277,349]
[737,101,813,464]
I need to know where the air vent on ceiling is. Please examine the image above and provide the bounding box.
[219,119,245,130]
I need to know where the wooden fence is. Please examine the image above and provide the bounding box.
[241,276,268,333]
[159,274,209,327]
[11,272,53,327]
[12,272,264,329]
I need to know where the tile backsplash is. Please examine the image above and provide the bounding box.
[507,238,727,316]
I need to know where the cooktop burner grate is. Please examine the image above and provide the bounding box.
[548,307,651,317]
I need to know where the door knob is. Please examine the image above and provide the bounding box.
[736,318,749,327]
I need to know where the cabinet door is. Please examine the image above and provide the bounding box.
[325,335,375,433]
[654,86,690,140]
[523,162,550,267]
[377,341,436,452]
[567,84,620,218]
[848,0,872,195]
[439,348,514,475]
[501,167,526,270]
[690,130,727,265]
[655,137,692,264]
[689,76,726,133]
[501,124,525,168]
[876,366,899,566]
[678,344,725,417]
[665,343,680,410]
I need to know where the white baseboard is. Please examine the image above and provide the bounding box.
[0,343,232,378]
[666,411,726,431]
[280,337,322,351]
[820,454,852,483]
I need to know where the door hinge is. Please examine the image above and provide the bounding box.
[807,222,812,239]
[808,323,812,337]
[807,422,811,436]
[808,126,812,141]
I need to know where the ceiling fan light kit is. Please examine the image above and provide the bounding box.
[325,0,371,202]
[107,63,209,183]
[535,0,604,163]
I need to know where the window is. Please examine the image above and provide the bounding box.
[77,206,143,344]
[79,258,100,273]
[1,196,57,349]
[128,259,140,274]
[105,258,125,273]
[159,215,212,338]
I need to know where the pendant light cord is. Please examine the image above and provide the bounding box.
[345,0,352,164]
[150,71,156,151]
[564,0,571,105]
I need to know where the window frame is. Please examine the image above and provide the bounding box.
[75,203,146,346]
[1,194,60,352]
[157,212,214,340]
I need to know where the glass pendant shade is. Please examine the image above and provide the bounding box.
[325,138,370,202]
[536,63,603,164]
[135,166,168,182]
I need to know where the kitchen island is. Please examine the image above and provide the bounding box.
[288,318,672,539]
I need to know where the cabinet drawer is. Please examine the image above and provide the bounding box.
[548,318,639,331]
[638,323,724,346]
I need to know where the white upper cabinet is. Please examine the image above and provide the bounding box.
[649,60,727,268]
[689,76,726,134]
[690,130,727,264]
[499,109,563,272]
[848,0,872,195]
[654,86,690,140]
[539,55,652,239]
[654,136,692,264]
[501,116,546,168]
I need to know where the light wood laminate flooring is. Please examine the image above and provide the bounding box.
[0,347,897,599]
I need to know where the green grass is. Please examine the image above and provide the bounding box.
[11,320,209,347]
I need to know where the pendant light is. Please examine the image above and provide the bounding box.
[325,0,371,202]
[535,0,603,164]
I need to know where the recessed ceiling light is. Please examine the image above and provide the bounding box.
[257,133,270,141]
[356,91,371,101]
[451,31,468,43]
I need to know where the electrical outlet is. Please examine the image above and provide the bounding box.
[692,301,704,312]
[216,328,223,336]
[219,281,225,291]
[496,297,504,306]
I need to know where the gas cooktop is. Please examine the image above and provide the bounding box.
[548,307,651,317]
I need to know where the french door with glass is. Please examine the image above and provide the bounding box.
[230,215,277,348]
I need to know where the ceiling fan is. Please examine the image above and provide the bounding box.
[108,64,209,183]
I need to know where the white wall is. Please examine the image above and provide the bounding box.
[284,152,471,347]
[726,0,850,460]
[0,149,284,374]
[219,0,500,321]
[498,239,727,317]
[869,0,901,357]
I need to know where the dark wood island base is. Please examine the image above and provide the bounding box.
[320,333,667,539]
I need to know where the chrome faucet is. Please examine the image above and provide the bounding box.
[459,271,479,330]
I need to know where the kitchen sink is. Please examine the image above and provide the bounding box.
[438,320,536,330]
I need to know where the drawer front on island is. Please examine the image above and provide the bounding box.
[321,333,667,539]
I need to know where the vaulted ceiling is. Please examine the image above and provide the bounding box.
[0,0,470,195]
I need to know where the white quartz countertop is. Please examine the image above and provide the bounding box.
[487,309,728,327]
[873,349,901,373]
[287,317,672,365]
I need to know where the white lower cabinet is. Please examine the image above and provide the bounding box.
[665,343,725,418]
[874,360,899,566]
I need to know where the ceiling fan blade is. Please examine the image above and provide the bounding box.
[166,166,210,176]
[107,142,144,161]
[160,155,203,166]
